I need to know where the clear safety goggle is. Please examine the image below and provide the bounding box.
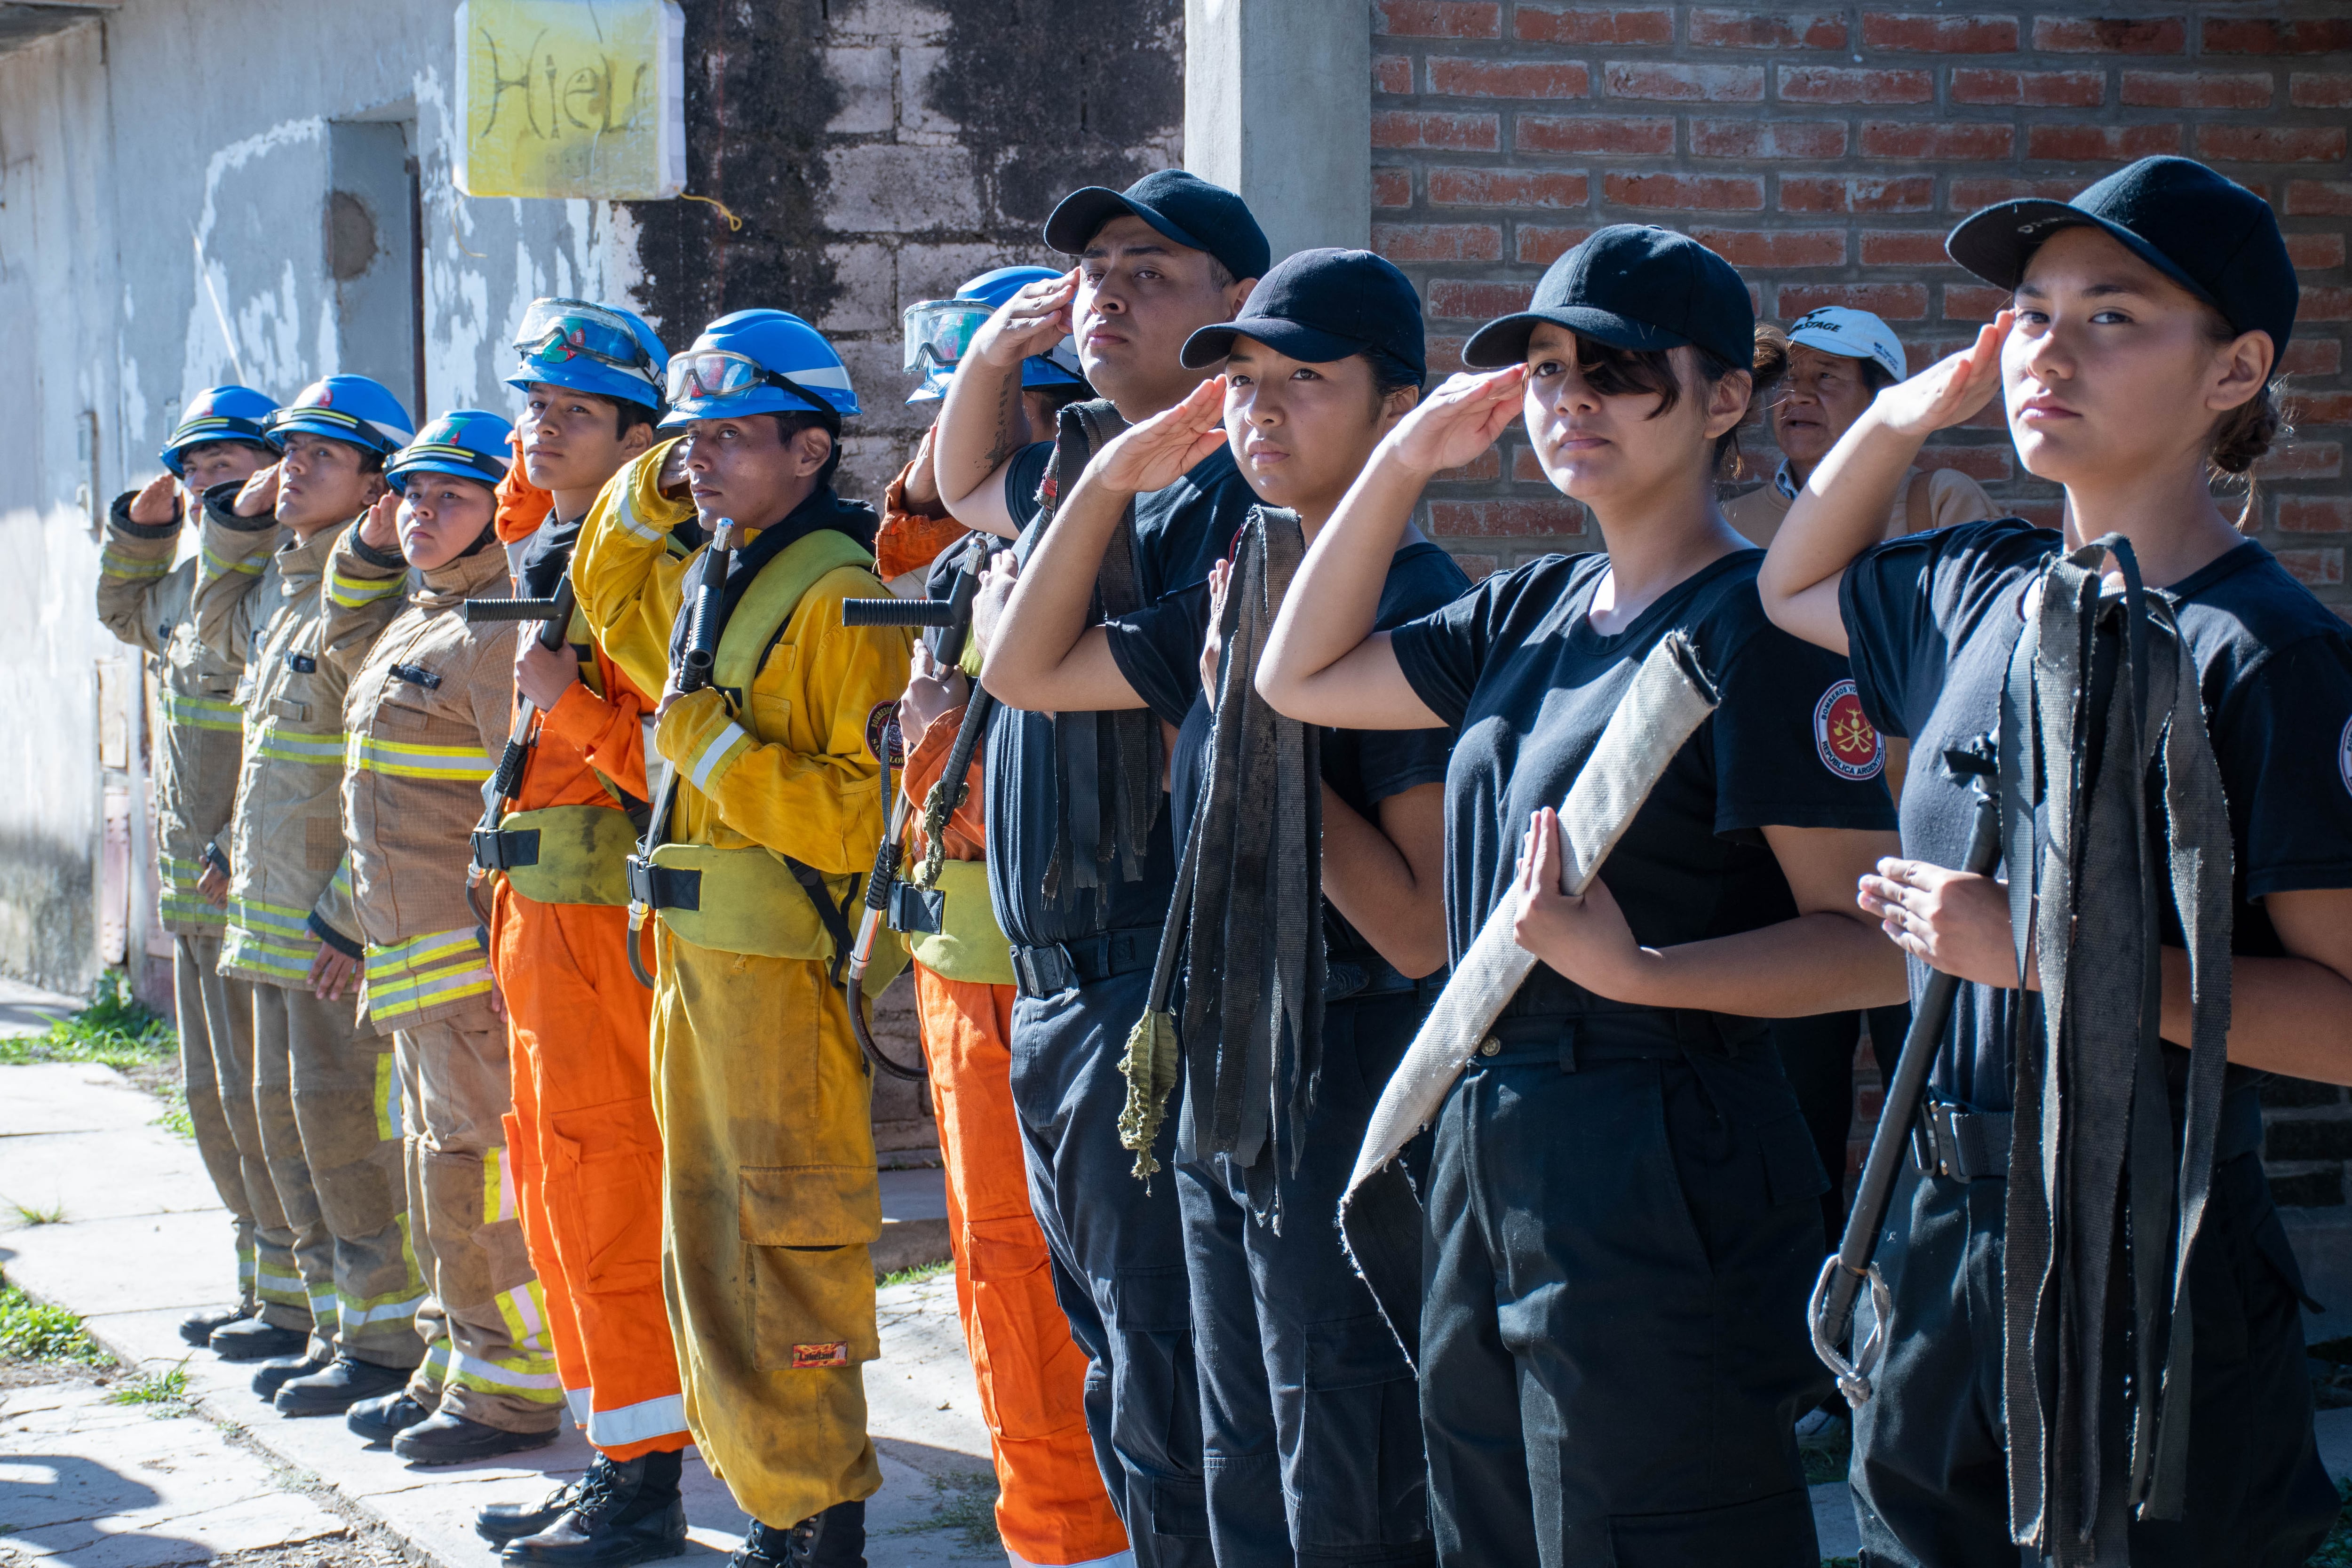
[901,297,998,376]
[665,349,834,415]
[513,299,660,388]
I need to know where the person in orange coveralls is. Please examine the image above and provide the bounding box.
[879,266,1129,1568]
[463,299,699,1568]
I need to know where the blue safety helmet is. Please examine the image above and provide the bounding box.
[160,385,282,476]
[905,265,1086,405]
[265,375,415,457]
[385,410,515,489]
[504,296,669,411]
[662,310,858,428]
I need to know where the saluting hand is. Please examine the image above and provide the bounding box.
[232,462,282,520]
[127,472,182,527]
[1093,377,1228,496]
[1870,311,2011,440]
[973,270,1079,368]
[359,490,402,552]
[1511,806,1645,998]
[1381,366,1528,478]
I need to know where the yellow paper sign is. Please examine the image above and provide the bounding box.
[453,0,685,199]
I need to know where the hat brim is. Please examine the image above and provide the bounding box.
[1463,306,1687,369]
[1180,318,1369,371]
[1947,199,2222,318]
[387,460,501,489]
[1045,187,1214,261]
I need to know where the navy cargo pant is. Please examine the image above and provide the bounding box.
[1178,984,1437,1568]
[1771,1003,1911,1251]
[1850,1085,2335,1568]
[1418,1011,1829,1568]
[1009,963,1212,1568]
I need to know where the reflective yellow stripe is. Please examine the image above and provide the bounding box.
[373,1050,405,1142]
[364,926,493,1021]
[221,930,315,983]
[201,542,267,578]
[346,733,495,782]
[250,719,346,766]
[159,894,226,925]
[228,897,311,936]
[483,1147,517,1224]
[101,547,171,581]
[328,565,405,609]
[158,690,245,732]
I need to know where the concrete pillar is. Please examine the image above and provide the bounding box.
[1184,0,1369,270]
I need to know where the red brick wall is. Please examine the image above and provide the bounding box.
[1368,2,2352,611]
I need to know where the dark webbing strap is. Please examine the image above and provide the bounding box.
[1996,537,2235,1563]
[1037,399,1161,904]
[1121,511,1324,1213]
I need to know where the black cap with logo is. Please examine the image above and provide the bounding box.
[1946,156,2296,350]
[1179,247,1426,381]
[1045,170,1272,287]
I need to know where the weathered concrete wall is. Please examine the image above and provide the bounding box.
[627,0,1185,501]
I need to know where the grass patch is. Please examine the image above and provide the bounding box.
[883,1470,1000,1554]
[9,1201,65,1226]
[2310,1478,2352,1567]
[0,973,174,1069]
[879,1259,954,1289]
[107,1362,193,1410]
[151,1081,196,1141]
[0,1282,112,1366]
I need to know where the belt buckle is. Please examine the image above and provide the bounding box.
[1013,942,1076,999]
[1913,1103,1963,1179]
[469,827,505,873]
[624,854,655,907]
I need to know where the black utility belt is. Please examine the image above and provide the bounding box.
[1464,1007,1768,1073]
[1324,952,1439,1005]
[1008,926,1160,999]
[1913,1080,2265,1184]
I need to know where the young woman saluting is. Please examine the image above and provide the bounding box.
[1758,156,2352,1567]
[1256,225,1907,1567]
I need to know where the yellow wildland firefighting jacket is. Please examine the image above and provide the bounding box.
[571,440,912,953]
[94,490,256,935]
[325,530,519,1034]
[193,493,390,993]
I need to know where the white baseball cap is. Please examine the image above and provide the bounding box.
[1785,307,1907,384]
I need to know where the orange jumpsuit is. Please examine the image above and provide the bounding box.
[901,702,1131,1568]
[486,606,689,1461]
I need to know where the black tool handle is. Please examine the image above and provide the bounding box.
[1815,740,2004,1349]
[463,596,565,623]
[842,597,956,629]
[677,523,735,694]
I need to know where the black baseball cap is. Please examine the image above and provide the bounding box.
[1947,156,2296,351]
[1179,248,1427,381]
[1044,169,1271,286]
[1463,224,1754,369]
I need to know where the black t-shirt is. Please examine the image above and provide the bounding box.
[1392,549,1896,1019]
[1114,537,1470,963]
[1003,439,1056,532]
[984,442,1257,946]
[1840,519,2352,1112]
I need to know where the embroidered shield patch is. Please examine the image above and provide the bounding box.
[1814,678,1883,781]
[792,1342,850,1369]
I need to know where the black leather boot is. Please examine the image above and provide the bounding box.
[251,1351,330,1401]
[273,1354,411,1416]
[393,1410,558,1467]
[502,1450,689,1565]
[477,1472,592,1547]
[347,1389,436,1444]
[209,1315,309,1362]
[728,1499,866,1568]
[180,1306,245,1346]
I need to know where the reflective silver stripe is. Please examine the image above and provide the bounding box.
[612,492,665,543]
[688,721,748,792]
[585,1393,691,1449]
